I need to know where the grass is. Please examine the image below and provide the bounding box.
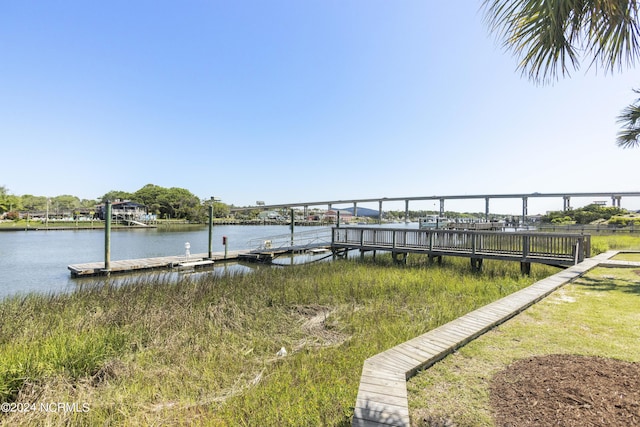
[407,261,640,424]
[0,254,555,426]
[589,233,640,254]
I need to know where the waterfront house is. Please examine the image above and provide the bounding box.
[96,200,148,221]
[322,209,353,223]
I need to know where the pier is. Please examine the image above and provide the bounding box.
[68,250,248,277]
[69,227,590,276]
[68,228,334,276]
[331,227,590,273]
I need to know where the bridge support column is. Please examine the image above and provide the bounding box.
[353,202,358,218]
[405,200,409,223]
[522,197,528,226]
[378,200,383,224]
[520,262,531,276]
[612,196,621,207]
[485,197,490,221]
[563,196,571,211]
[439,199,445,217]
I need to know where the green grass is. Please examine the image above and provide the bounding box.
[0,255,554,426]
[590,233,640,254]
[407,266,640,426]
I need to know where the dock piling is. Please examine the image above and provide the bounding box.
[104,200,111,273]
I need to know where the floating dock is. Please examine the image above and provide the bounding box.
[68,243,333,277]
[68,250,249,277]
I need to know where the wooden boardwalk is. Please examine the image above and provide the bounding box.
[352,251,619,427]
[333,227,590,271]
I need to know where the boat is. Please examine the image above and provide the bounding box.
[418,216,452,229]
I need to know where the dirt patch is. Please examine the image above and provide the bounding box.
[291,305,349,351]
[490,354,640,426]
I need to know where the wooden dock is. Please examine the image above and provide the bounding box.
[68,250,250,277]
[68,243,333,277]
[332,227,590,272]
[351,250,620,427]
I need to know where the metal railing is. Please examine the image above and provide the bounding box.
[247,227,333,251]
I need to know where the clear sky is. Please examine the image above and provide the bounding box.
[2,1,638,215]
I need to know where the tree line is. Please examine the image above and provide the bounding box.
[541,204,632,225]
[0,184,230,222]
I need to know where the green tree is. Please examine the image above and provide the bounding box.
[158,187,201,220]
[0,186,20,214]
[99,190,134,203]
[542,203,627,224]
[51,195,81,211]
[132,184,203,220]
[79,198,99,208]
[483,0,640,147]
[20,195,48,211]
[208,201,230,218]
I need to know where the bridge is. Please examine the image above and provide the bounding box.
[234,191,640,224]
[331,226,590,274]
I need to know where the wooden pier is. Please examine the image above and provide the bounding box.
[68,250,249,277]
[332,227,590,272]
[68,244,333,277]
[69,227,590,277]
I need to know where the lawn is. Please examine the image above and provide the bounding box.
[407,265,640,426]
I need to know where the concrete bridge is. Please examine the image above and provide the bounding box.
[234,191,640,224]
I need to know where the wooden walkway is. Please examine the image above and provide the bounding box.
[352,250,620,427]
[333,227,590,271]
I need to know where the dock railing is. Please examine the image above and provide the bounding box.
[332,227,590,266]
[247,227,333,251]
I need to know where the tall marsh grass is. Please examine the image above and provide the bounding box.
[0,254,557,426]
[590,233,640,254]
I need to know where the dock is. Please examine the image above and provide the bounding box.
[69,226,590,277]
[68,250,250,277]
[332,227,590,273]
[68,244,333,277]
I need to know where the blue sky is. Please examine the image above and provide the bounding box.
[2,1,639,215]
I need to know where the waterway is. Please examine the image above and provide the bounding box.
[0,224,338,299]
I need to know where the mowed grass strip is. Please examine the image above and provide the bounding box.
[407,265,640,426]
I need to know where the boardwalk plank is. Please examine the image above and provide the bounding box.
[359,374,407,389]
[356,389,408,407]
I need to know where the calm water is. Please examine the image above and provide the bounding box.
[0,224,336,299]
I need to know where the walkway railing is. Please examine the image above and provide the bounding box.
[247,227,332,251]
[332,227,590,267]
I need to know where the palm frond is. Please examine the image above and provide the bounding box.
[616,94,640,148]
[482,0,640,83]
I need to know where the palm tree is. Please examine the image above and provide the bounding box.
[483,0,640,148]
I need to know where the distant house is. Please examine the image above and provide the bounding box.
[258,210,284,221]
[322,209,353,223]
[96,200,148,221]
